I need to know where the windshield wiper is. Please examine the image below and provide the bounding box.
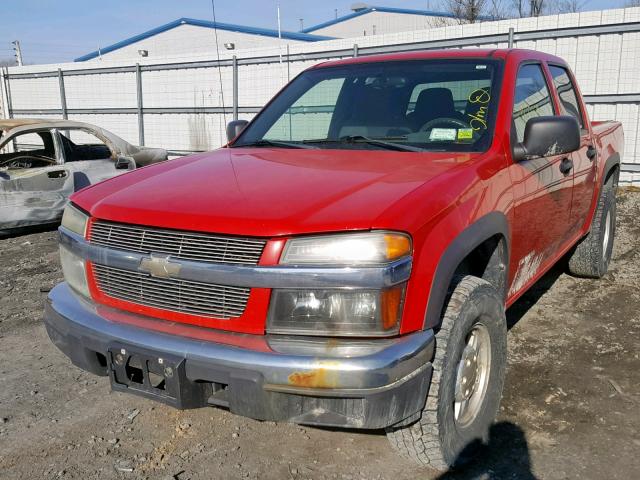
[304,135,424,152]
[232,139,316,149]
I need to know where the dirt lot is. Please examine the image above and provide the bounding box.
[0,190,639,480]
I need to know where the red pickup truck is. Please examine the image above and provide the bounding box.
[45,49,623,469]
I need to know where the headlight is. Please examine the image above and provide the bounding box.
[60,204,90,297]
[61,204,88,237]
[59,244,90,298]
[280,231,411,265]
[267,285,405,337]
[269,231,410,337]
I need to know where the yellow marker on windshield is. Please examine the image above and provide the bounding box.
[458,128,473,140]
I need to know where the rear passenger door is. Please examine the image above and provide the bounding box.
[507,63,574,295]
[548,64,597,234]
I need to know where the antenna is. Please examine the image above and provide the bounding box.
[277,2,283,70]
[277,2,282,40]
[211,0,227,136]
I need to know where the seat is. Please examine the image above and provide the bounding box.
[336,84,411,139]
[407,88,464,131]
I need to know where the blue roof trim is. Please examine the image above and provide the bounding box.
[75,18,334,62]
[301,6,491,33]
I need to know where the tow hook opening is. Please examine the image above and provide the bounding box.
[124,357,144,384]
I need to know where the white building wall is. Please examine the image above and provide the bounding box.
[89,23,307,63]
[2,8,640,183]
[308,11,457,38]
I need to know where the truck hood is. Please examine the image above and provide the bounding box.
[73,148,477,237]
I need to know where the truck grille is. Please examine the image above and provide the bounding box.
[93,264,250,319]
[90,220,266,266]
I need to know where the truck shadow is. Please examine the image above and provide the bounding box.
[435,422,538,479]
[505,261,565,330]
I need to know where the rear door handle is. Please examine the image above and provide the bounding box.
[559,157,573,175]
[586,145,597,161]
[47,170,67,179]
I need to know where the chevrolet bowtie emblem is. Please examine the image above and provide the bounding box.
[139,254,181,279]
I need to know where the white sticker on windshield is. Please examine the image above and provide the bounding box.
[429,128,457,141]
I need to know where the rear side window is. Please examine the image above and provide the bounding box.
[548,65,584,129]
[512,64,555,143]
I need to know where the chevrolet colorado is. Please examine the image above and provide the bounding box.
[44,49,623,469]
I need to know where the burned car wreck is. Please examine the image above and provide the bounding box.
[0,119,168,232]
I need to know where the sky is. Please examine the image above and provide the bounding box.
[0,0,631,64]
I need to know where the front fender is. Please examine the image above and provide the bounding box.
[420,211,510,330]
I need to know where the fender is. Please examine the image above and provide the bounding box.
[582,152,621,233]
[422,211,510,330]
[601,152,621,187]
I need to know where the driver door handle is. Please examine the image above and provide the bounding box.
[586,145,597,161]
[47,170,67,179]
[559,157,573,175]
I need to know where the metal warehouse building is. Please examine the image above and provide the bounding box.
[74,4,460,62]
[74,18,333,62]
[301,4,460,37]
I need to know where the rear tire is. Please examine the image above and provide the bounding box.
[567,177,617,278]
[386,276,507,470]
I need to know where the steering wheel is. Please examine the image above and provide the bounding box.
[0,154,57,168]
[420,117,469,132]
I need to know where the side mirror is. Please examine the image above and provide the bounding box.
[512,116,580,162]
[115,156,135,170]
[226,120,249,142]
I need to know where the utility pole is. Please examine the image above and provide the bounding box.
[12,41,23,66]
[299,18,304,31]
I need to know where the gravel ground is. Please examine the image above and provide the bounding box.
[0,190,638,480]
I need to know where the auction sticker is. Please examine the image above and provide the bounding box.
[429,128,457,141]
[457,128,474,140]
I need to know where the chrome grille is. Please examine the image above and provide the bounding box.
[93,264,250,319]
[90,220,266,266]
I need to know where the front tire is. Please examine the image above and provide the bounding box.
[567,176,617,278]
[386,276,507,470]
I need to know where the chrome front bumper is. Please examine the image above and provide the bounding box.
[45,283,435,428]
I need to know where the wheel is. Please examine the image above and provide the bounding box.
[567,176,617,278]
[386,276,507,470]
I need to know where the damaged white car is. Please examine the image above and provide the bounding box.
[0,119,167,232]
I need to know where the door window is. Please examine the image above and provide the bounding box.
[548,65,584,129]
[59,129,112,162]
[512,64,555,143]
[0,130,57,168]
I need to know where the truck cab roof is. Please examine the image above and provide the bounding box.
[312,48,568,69]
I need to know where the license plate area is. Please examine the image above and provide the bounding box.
[108,345,210,409]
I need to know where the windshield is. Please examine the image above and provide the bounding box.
[234,59,502,152]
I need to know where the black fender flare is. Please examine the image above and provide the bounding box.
[602,152,621,187]
[422,211,510,330]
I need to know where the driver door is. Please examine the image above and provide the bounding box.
[0,129,74,230]
[507,63,574,296]
[57,128,124,188]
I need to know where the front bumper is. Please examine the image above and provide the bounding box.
[45,283,435,429]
